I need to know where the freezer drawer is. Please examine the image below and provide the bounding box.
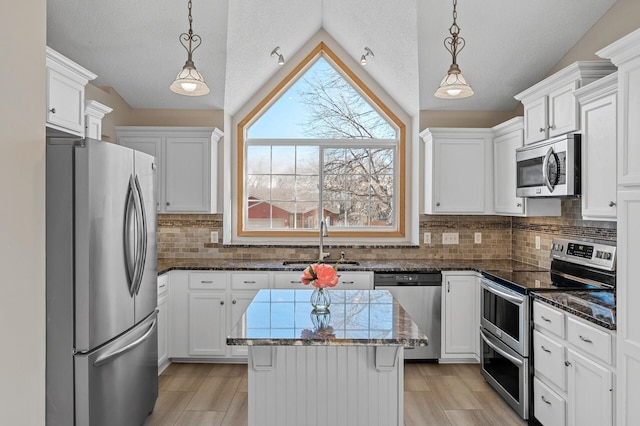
[74,312,159,426]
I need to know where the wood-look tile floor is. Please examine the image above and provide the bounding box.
[144,362,527,426]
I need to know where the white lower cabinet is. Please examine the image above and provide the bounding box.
[168,270,266,361]
[157,273,170,372]
[532,300,615,426]
[188,292,227,356]
[567,349,613,426]
[440,271,479,362]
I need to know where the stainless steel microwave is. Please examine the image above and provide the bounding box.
[515,133,581,197]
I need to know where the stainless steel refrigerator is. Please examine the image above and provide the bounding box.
[46,137,158,426]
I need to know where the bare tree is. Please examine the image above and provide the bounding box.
[296,59,396,227]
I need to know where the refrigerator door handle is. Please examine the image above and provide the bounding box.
[93,316,157,367]
[133,175,148,295]
[124,175,137,296]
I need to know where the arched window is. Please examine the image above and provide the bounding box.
[238,43,405,238]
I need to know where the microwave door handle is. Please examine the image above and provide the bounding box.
[481,281,524,305]
[542,146,554,192]
[480,328,524,367]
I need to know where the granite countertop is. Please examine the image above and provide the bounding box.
[158,258,547,275]
[532,290,616,330]
[227,289,429,347]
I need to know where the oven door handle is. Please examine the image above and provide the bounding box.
[480,328,524,366]
[481,281,524,305]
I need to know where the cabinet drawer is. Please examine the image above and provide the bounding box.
[158,273,169,297]
[534,330,566,390]
[534,301,565,338]
[534,377,566,426]
[567,316,612,365]
[273,272,305,289]
[230,272,269,290]
[188,271,227,290]
[337,272,372,289]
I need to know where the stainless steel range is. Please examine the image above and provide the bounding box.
[479,238,616,420]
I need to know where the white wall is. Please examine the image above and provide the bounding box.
[0,0,46,424]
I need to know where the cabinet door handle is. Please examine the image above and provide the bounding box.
[232,300,237,304]
[49,108,56,114]
[565,360,571,367]
[539,127,545,133]
[609,201,616,207]
[243,280,256,284]
[541,345,551,353]
[220,300,224,305]
[541,395,552,405]
[159,284,166,288]
[516,203,522,207]
[447,281,450,293]
[290,280,299,284]
[436,202,441,207]
[201,280,213,284]
[341,281,355,284]
[579,335,593,344]
[166,202,171,206]
[540,315,551,323]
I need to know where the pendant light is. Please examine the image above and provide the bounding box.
[434,0,474,99]
[170,0,210,96]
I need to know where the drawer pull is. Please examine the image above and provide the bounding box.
[541,395,552,405]
[565,361,571,367]
[290,281,299,284]
[579,335,593,344]
[243,280,256,284]
[541,345,551,353]
[341,281,355,284]
[540,315,552,323]
[159,284,166,288]
[201,280,214,284]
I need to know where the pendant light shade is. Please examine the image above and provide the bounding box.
[434,0,473,99]
[170,0,210,96]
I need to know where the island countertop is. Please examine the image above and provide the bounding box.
[227,289,429,347]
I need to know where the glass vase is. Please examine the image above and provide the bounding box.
[310,287,331,313]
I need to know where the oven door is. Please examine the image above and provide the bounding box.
[480,278,529,355]
[480,327,529,420]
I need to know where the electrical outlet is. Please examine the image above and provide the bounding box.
[535,235,541,250]
[474,232,482,244]
[210,231,219,243]
[423,232,431,244]
[442,232,459,245]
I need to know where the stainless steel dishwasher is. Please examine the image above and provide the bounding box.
[374,272,442,360]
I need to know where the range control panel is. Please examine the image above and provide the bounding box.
[550,238,616,271]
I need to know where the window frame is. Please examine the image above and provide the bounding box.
[237,42,406,239]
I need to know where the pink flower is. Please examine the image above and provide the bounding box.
[315,264,338,288]
[300,263,339,288]
[301,267,315,285]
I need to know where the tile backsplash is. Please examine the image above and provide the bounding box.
[158,198,616,268]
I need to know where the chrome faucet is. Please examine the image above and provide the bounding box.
[319,220,330,262]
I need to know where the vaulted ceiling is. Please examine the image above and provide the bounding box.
[47,0,616,117]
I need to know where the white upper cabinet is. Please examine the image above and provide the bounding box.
[598,29,640,187]
[117,126,223,213]
[515,61,617,145]
[574,73,618,221]
[492,117,561,216]
[46,47,97,137]
[84,100,112,140]
[421,128,494,214]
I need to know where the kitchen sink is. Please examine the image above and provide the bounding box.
[282,260,360,266]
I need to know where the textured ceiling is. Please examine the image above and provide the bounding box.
[47,0,616,116]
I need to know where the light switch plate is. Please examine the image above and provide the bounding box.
[210,231,219,243]
[474,232,482,244]
[442,232,459,245]
[535,235,541,250]
[423,232,431,244]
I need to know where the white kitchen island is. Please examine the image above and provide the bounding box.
[227,289,428,426]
